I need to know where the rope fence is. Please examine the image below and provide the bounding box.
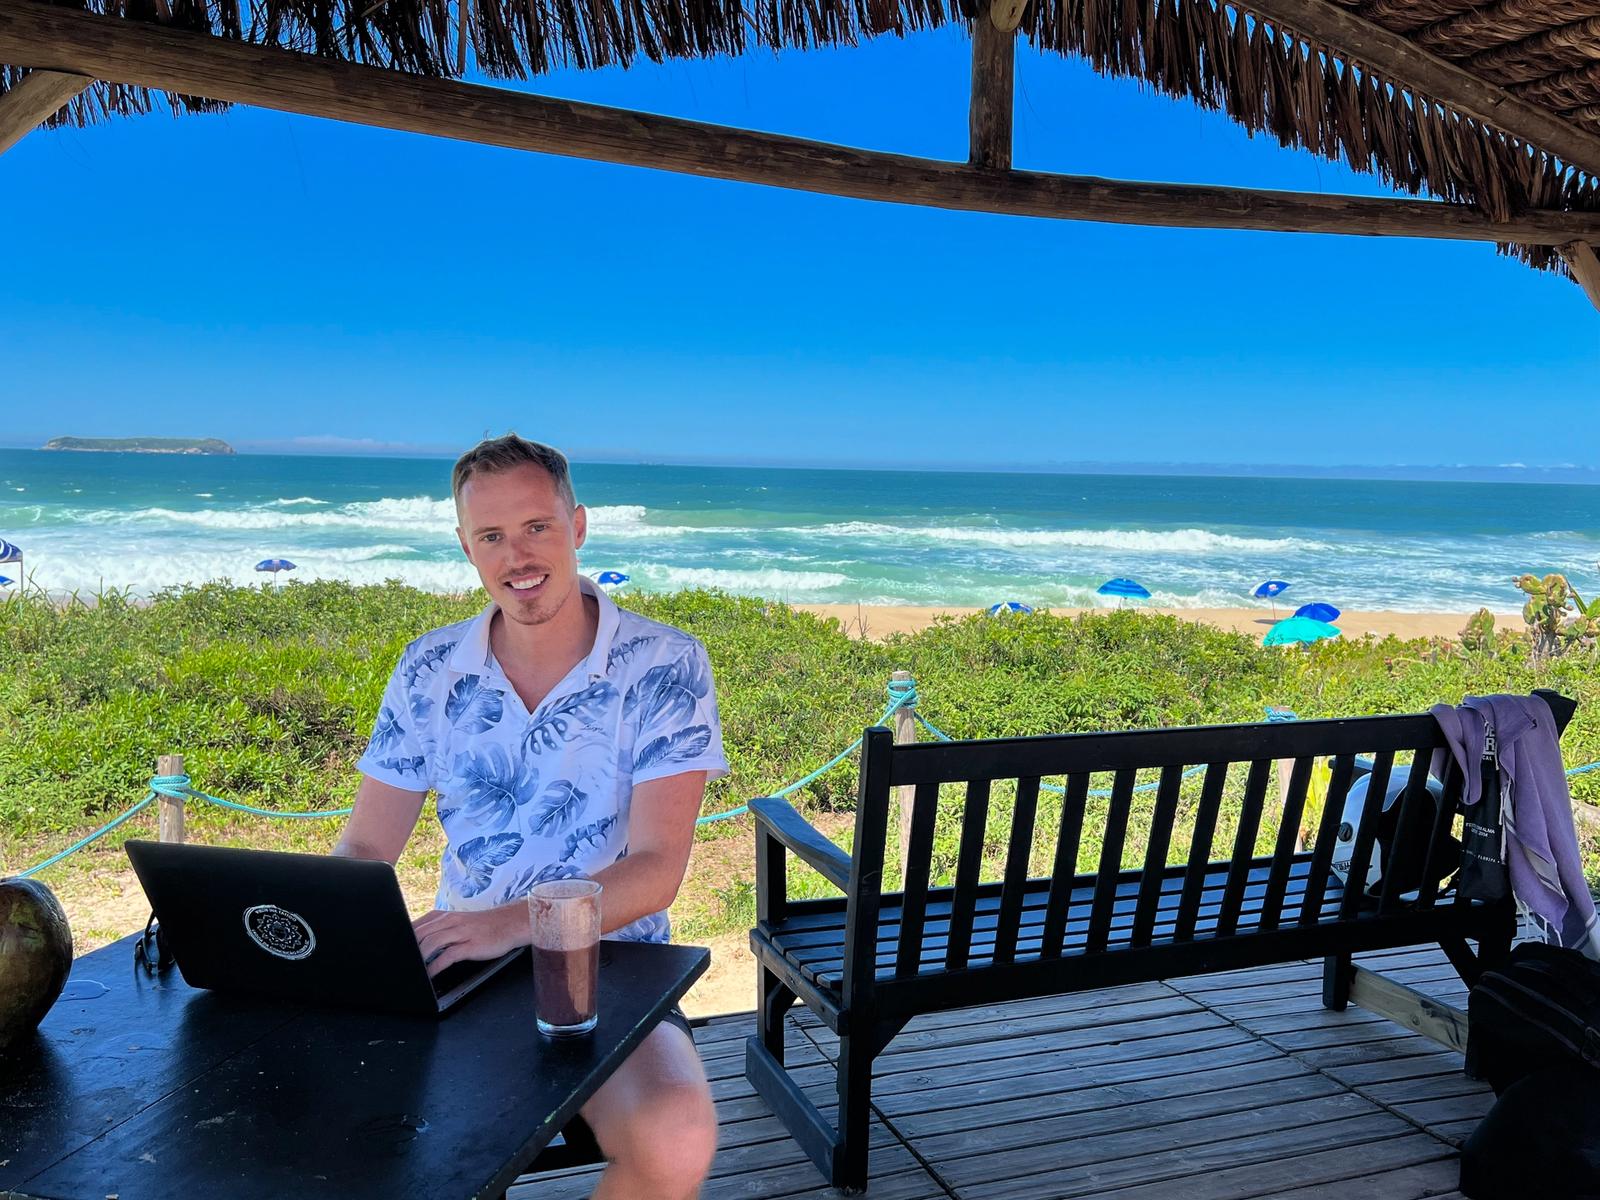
[15,674,1600,879]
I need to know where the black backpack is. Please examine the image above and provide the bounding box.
[1461,1063,1600,1200]
[1462,943,1600,1200]
[1468,941,1600,1096]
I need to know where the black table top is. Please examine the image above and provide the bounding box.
[1,935,708,1200]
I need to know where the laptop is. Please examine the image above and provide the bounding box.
[124,840,524,1017]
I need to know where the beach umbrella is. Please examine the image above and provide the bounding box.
[0,539,20,564]
[1264,617,1341,647]
[987,601,1033,617]
[1254,579,1291,617]
[255,558,297,577]
[1097,578,1151,607]
[1294,602,1341,623]
[595,571,629,587]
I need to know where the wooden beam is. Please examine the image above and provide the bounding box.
[5,1,1600,246]
[0,67,89,155]
[968,8,1015,169]
[1348,965,1468,1055]
[1560,240,1600,310]
[1235,0,1600,178]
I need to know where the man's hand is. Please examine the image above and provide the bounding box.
[413,906,528,977]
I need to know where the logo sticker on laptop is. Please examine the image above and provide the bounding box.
[243,904,317,960]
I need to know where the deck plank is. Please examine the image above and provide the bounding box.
[513,944,1488,1199]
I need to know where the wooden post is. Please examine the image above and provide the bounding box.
[969,4,1017,170]
[0,68,90,156]
[890,670,918,877]
[1560,241,1600,312]
[157,753,186,844]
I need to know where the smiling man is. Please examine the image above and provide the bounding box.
[334,434,728,1199]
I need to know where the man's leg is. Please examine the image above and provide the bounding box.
[580,1021,717,1200]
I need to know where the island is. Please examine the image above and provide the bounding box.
[43,437,236,455]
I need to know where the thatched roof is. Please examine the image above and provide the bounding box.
[8,0,1600,271]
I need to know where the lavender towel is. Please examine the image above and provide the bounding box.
[1431,694,1599,959]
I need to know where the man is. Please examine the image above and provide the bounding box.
[336,434,728,1200]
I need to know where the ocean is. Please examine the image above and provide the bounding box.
[1,449,1597,613]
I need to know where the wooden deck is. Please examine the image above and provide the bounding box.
[512,945,1488,1200]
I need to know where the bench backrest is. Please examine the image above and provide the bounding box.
[839,691,1575,997]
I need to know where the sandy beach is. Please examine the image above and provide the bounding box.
[796,604,1525,642]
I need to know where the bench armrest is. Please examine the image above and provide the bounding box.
[750,796,852,892]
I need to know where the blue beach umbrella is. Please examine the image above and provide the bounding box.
[1097,578,1151,607]
[1254,579,1291,617]
[987,601,1033,617]
[0,539,20,564]
[1294,602,1341,623]
[255,558,297,577]
[595,571,629,586]
[1264,617,1341,647]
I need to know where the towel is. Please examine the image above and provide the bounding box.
[1432,694,1600,960]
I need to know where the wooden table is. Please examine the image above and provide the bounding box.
[1,935,708,1200]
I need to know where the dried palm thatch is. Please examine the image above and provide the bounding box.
[6,0,1600,271]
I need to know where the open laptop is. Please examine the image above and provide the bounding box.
[125,840,524,1017]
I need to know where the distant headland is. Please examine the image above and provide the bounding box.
[43,436,236,455]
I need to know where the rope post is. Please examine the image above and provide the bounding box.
[157,753,186,844]
[891,670,918,876]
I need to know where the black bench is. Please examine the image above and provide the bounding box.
[746,691,1576,1192]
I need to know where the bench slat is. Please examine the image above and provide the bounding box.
[944,779,992,971]
[1299,753,1358,925]
[1419,753,1467,911]
[1175,762,1229,942]
[1086,770,1136,954]
[894,781,942,979]
[994,777,1041,966]
[1131,765,1184,948]
[1218,759,1272,936]
[1260,756,1314,931]
[1339,750,1393,919]
[1040,774,1088,960]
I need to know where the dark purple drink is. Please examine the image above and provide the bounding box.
[528,880,602,1036]
[531,942,599,1032]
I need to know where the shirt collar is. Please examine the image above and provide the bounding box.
[447,575,619,681]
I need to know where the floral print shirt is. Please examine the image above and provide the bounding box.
[356,578,729,941]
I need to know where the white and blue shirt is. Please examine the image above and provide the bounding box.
[356,578,729,942]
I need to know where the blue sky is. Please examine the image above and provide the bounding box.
[3,27,1597,470]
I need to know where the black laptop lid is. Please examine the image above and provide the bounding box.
[126,840,457,1017]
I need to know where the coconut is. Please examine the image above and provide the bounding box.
[0,877,73,1051]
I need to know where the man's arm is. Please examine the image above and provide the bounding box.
[333,775,428,865]
[414,771,708,976]
[588,770,706,931]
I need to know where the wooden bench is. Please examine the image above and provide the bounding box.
[745,691,1576,1192]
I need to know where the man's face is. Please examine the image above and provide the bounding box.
[455,464,587,628]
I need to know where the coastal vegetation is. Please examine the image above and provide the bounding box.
[3,582,1599,948]
[42,436,235,454]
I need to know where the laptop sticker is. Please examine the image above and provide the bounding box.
[243,904,317,960]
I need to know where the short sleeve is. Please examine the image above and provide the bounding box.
[355,657,434,792]
[630,638,731,786]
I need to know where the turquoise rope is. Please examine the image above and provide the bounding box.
[18,793,156,878]
[153,774,355,819]
[695,684,916,825]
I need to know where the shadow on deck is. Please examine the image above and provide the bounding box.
[513,944,1484,1199]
